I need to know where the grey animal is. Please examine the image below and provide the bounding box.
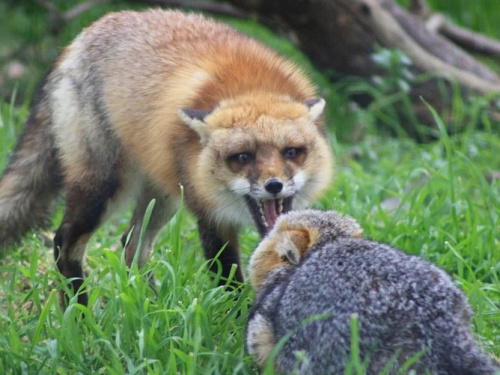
[247,210,500,374]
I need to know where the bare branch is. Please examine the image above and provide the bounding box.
[485,171,500,184]
[126,0,249,19]
[379,0,500,83]
[35,0,63,19]
[359,0,500,94]
[426,14,500,58]
[37,0,114,32]
[409,0,429,19]
[63,0,113,21]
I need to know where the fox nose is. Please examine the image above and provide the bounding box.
[264,179,283,194]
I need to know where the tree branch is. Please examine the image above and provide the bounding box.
[63,0,113,21]
[36,0,114,32]
[35,0,63,19]
[379,0,500,83]
[360,0,500,94]
[126,0,249,19]
[426,14,500,58]
[409,0,429,18]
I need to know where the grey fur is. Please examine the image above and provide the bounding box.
[247,210,500,374]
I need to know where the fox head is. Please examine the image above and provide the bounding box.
[178,94,333,235]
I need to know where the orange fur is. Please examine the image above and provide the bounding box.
[0,9,334,306]
[88,10,321,201]
[249,220,319,291]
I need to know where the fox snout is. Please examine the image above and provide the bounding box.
[246,173,302,202]
[243,176,298,236]
[264,178,283,195]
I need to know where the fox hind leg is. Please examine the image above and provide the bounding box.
[54,170,120,309]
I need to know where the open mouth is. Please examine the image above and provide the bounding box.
[245,196,293,236]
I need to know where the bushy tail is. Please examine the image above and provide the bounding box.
[0,94,62,247]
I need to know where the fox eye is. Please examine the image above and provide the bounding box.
[283,147,304,159]
[228,152,254,164]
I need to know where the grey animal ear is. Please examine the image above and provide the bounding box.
[277,228,314,265]
[323,211,363,238]
[305,98,325,122]
[178,108,212,143]
[282,241,300,265]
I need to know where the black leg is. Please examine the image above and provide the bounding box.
[198,220,244,286]
[54,174,119,309]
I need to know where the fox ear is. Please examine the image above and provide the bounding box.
[178,108,212,143]
[305,98,325,122]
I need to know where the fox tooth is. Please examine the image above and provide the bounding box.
[262,217,268,228]
[278,199,283,213]
[259,202,265,216]
[258,202,267,227]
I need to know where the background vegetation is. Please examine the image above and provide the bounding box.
[0,0,499,373]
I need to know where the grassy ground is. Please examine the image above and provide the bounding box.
[1,1,500,374]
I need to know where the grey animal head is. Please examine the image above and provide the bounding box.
[248,209,362,291]
[272,209,363,249]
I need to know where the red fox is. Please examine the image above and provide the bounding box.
[0,9,333,307]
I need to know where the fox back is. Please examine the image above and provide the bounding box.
[0,10,333,308]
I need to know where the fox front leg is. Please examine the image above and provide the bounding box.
[198,220,244,287]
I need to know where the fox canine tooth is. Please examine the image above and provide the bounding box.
[259,202,268,227]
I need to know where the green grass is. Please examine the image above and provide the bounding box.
[1,1,500,374]
[1,95,499,373]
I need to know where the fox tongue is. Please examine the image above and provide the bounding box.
[262,199,279,230]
